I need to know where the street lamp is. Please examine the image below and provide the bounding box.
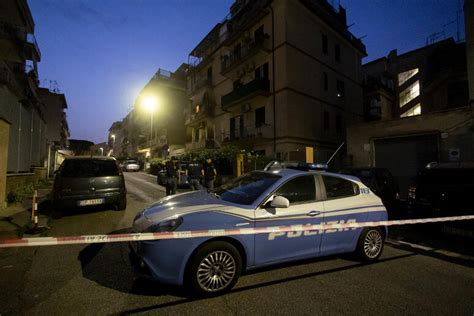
[142,95,158,141]
[99,147,104,156]
[110,134,116,156]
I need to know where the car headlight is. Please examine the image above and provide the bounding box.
[144,216,183,233]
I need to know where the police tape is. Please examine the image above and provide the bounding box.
[0,215,473,248]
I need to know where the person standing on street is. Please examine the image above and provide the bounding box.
[186,158,203,191]
[202,158,217,192]
[165,156,178,196]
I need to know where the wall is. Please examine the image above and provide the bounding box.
[347,105,474,167]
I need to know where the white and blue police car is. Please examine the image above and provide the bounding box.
[131,166,387,295]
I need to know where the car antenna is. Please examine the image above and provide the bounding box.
[326,142,345,165]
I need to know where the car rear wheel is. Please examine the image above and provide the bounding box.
[117,195,127,211]
[355,227,384,262]
[186,241,242,296]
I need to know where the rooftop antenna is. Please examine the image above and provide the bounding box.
[326,142,345,165]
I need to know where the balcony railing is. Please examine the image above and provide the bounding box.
[222,125,271,143]
[221,35,269,74]
[221,77,270,108]
[185,138,216,150]
[26,33,41,60]
[189,77,212,94]
[185,105,214,126]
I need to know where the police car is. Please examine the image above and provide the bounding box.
[131,166,387,295]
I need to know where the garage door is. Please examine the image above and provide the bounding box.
[374,134,438,199]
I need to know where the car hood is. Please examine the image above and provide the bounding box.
[132,190,238,232]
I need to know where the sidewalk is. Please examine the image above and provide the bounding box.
[0,187,51,238]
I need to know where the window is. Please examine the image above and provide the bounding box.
[323,72,328,91]
[398,68,419,86]
[399,81,419,107]
[255,106,265,127]
[255,62,269,79]
[336,80,345,98]
[254,25,264,40]
[335,114,342,133]
[322,34,328,54]
[207,67,212,81]
[323,110,330,131]
[61,159,119,178]
[323,176,358,199]
[335,44,340,62]
[400,103,421,118]
[215,172,281,205]
[274,175,316,204]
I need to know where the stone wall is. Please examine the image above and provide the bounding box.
[5,167,48,196]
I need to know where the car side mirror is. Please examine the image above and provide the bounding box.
[270,196,290,208]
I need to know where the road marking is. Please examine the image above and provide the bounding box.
[386,239,474,262]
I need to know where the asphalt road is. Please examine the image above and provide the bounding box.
[0,171,473,315]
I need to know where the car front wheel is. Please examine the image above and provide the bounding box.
[355,227,384,261]
[186,241,242,296]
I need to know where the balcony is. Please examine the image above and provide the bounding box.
[138,136,168,151]
[26,33,41,61]
[221,35,269,75]
[221,77,270,109]
[222,125,272,143]
[185,105,214,126]
[189,77,212,95]
[185,138,217,151]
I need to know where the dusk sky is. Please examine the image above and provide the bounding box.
[28,0,465,144]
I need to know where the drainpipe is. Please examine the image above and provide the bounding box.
[270,4,276,158]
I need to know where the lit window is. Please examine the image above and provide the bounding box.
[400,104,421,118]
[398,68,419,86]
[399,81,419,107]
[195,104,200,113]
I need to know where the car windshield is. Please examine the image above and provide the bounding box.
[214,172,281,205]
[61,159,119,178]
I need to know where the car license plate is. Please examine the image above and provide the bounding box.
[78,198,105,206]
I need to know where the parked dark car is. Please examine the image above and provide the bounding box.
[339,167,400,216]
[53,156,127,212]
[407,163,474,216]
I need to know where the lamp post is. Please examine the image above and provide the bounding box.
[110,134,115,155]
[99,147,104,156]
[142,95,158,141]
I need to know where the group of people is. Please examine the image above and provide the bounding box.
[162,157,217,196]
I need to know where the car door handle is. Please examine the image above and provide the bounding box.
[307,210,321,217]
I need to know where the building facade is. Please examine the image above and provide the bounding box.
[0,0,45,173]
[348,5,474,198]
[37,87,70,176]
[185,0,366,165]
[363,38,469,121]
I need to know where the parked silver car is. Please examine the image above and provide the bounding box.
[124,159,140,172]
[53,156,127,212]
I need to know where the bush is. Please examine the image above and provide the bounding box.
[6,183,35,205]
[149,158,166,175]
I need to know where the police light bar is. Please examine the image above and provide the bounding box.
[264,161,328,171]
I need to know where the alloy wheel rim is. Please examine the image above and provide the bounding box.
[363,230,383,258]
[197,251,236,292]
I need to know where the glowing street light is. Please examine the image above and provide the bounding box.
[141,95,159,140]
[99,147,104,156]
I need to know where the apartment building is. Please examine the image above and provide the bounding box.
[363,38,469,121]
[0,0,44,173]
[37,87,70,176]
[109,65,188,159]
[185,0,366,163]
[347,5,474,198]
